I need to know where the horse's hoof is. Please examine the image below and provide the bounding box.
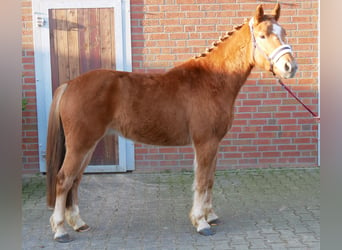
[198,227,216,236]
[208,218,223,226]
[54,233,73,243]
[76,224,90,232]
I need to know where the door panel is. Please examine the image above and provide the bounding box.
[49,8,119,166]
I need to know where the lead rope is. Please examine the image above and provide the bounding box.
[277,78,319,118]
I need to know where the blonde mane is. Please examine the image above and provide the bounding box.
[194,20,248,59]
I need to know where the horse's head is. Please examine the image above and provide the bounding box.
[249,4,297,79]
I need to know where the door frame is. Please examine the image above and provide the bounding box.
[32,0,134,172]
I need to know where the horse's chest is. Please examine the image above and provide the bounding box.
[190,101,232,139]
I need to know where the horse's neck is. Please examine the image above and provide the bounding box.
[181,24,254,98]
[204,24,254,88]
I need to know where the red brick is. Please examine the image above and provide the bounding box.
[249,120,267,125]
[282,151,301,157]
[252,113,273,119]
[224,153,242,158]
[243,152,261,158]
[293,138,311,144]
[179,147,193,153]
[263,126,281,131]
[259,158,277,164]
[159,147,178,154]
[298,144,317,151]
[238,106,257,113]
[238,133,256,139]
[170,33,188,40]
[262,152,281,157]
[298,158,316,163]
[278,119,297,125]
[298,37,318,44]
[274,113,292,118]
[145,154,164,160]
[239,158,257,164]
[258,132,277,138]
[279,131,297,138]
[258,106,277,112]
[179,160,193,166]
[278,145,297,151]
[183,153,194,160]
[279,106,297,112]
[262,99,282,105]
[164,154,183,160]
[182,5,200,12]
[252,139,271,145]
[176,0,195,3]
[282,125,301,131]
[160,160,178,166]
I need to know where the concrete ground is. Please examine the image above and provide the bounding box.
[22,168,320,249]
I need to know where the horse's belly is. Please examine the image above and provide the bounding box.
[134,131,191,147]
[110,120,191,147]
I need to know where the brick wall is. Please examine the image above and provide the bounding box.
[131,0,319,172]
[21,0,319,173]
[22,0,39,174]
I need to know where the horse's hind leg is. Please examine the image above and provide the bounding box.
[190,140,219,236]
[65,148,95,232]
[50,150,88,242]
[64,178,89,233]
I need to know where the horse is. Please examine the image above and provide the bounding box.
[46,3,297,242]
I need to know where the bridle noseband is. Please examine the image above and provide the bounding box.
[249,18,292,76]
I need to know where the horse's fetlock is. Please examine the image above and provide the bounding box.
[189,213,198,227]
[50,214,64,233]
[65,207,87,231]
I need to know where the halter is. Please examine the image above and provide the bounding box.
[249,18,292,76]
[248,18,318,119]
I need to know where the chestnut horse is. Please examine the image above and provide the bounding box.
[46,4,297,242]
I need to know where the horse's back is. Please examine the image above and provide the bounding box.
[58,69,192,146]
[112,71,192,146]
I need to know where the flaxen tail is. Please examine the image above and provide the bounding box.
[46,84,68,208]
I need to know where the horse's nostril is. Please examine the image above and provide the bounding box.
[285,62,291,72]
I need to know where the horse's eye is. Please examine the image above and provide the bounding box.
[260,35,266,39]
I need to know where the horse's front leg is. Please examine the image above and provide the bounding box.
[190,140,219,236]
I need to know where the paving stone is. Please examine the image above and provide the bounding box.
[22,168,320,249]
[248,238,269,248]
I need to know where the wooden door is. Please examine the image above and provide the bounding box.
[49,8,119,166]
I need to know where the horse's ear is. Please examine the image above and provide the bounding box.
[254,4,264,24]
[272,3,281,21]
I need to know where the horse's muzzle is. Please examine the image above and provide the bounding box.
[283,60,298,78]
[274,58,298,79]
